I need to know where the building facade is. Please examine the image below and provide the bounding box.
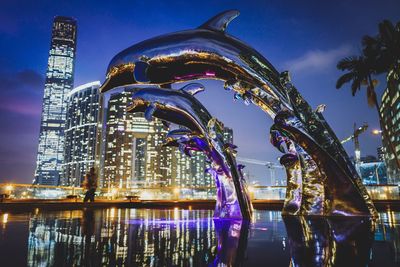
[62,81,101,186]
[34,16,77,185]
[99,88,236,191]
[102,88,172,189]
[380,69,400,183]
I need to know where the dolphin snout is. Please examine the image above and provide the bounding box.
[100,63,136,92]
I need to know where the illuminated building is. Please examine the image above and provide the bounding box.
[171,150,209,188]
[359,161,388,185]
[223,127,233,144]
[100,88,235,189]
[380,70,400,183]
[171,127,233,189]
[102,88,171,188]
[34,16,77,185]
[62,81,101,186]
[377,146,386,162]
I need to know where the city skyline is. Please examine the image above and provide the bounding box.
[0,0,399,183]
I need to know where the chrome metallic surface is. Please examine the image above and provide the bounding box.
[128,84,253,219]
[101,10,377,217]
[283,216,374,266]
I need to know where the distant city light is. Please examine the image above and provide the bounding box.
[5,185,13,192]
[2,213,8,224]
[372,129,382,135]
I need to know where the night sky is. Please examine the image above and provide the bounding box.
[0,0,399,184]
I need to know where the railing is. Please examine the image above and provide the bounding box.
[0,183,399,201]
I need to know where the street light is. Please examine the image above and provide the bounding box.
[372,129,383,135]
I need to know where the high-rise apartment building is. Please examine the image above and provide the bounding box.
[380,69,400,183]
[102,88,172,189]
[34,16,77,185]
[100,88,235,190]
[171,126,234,189]
[62,81,101,186]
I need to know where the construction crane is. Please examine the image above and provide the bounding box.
[236,157,283,185]
[341,123,368,170]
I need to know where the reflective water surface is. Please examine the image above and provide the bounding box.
[0,209,399,266]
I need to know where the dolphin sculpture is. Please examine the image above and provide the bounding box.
[100,10,377,217]
[127,83,253,219]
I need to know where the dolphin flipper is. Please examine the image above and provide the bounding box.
[144,104,156,121]
[180,83,205,96]
[199,10,240,32]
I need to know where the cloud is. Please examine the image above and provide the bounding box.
[0,69,43,116]
[284,45,353,74]
[0,70,43,92]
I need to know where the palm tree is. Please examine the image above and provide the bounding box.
[336,56,375,102]
[336,20,400,176]
[377,20,400,72]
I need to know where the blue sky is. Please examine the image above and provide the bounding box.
[0,0,399,183]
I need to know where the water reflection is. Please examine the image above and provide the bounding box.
[283,216,374,266]
[27,209,217,266]
[212,219,250,266]
[0,209,397,266]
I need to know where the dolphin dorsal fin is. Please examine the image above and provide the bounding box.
[199,10,240,32]
[180,83,205,95]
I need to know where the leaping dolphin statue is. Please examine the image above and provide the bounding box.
[100,10,288,117]
[100,10,377,217]
[128,83,253,219]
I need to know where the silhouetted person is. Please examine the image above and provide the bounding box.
[83,167,97,202]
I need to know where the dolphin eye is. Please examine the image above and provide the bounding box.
[133,61,150,82]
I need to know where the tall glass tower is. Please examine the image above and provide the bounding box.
[34,16,77,185]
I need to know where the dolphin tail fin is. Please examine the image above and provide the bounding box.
[199,10,240,32]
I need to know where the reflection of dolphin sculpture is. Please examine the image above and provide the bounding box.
[100,10,377,217]
[128,83,253,219]
[283,216,374,266]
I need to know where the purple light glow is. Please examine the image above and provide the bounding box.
[174,71,215,80]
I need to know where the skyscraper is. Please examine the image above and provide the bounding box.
[380,69,400,183]
[62,81,100,186]
[34,16,77,185]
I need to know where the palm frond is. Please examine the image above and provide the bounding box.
[336,56,359,70]
[336,72,354,89]
[350,76,363,96]
[379,20,395,46]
